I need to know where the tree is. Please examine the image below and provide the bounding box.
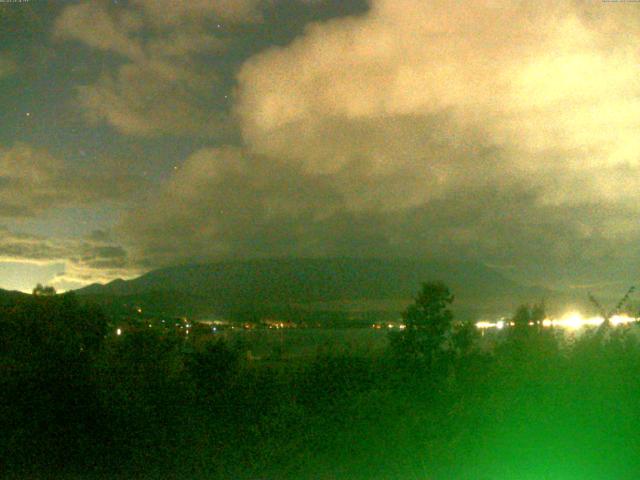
[503,301,556,362]
[0,292,107,470]
[511,302,546,330]
[391,281,455,367]
[530,301,546,328]
[32,283,56,296]
[512,304,532,329]
[451,320,479,356]
[186,339,240,401]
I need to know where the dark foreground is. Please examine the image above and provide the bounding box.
[3,293,640,479]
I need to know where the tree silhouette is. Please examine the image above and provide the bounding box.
[503,301,556,362]
[512,302,546,331]
[513,304,532,329]
[0,292,107,470]
[32,283,56,296]
[391,281,454,368]
[531,302,546,328]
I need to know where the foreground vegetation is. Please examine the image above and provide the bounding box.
[2,287,640,479]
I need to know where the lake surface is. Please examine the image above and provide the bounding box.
[205,327,391,359]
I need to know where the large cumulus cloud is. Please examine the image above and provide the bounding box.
[120,0,640,289]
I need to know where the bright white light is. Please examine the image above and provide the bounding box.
[116,328,122,336]
[547,312,603,330]
[610,314,636,326]
[476,321,496,329]
[561,312,586,330]
[477,312,637,331]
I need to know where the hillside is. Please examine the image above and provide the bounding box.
[75,258,553,321]
[0,288,30,305]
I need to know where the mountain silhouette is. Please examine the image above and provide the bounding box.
[76,258,551,320]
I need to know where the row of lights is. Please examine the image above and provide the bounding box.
[114,321,193,336]
[476,312,638,331]
[114,313,636,335]
[372,323,406,330]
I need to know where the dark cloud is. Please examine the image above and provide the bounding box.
[87,229,112,242]
[121,137,640,292]
[121,147,345,264]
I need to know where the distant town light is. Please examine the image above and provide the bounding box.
[477,312,638,330]
[611,314,636,326]
[476,321,496,329]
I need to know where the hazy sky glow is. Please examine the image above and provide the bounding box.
[2,0,640,292]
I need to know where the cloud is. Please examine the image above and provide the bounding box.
[0,225,138,290]
[237,0,640,173]
[146,30,227,57]
[132,0,264,25]
[121,144,640,290]
[54,2,144,60]
[0,225,139,289]
[54,2,231,138]
[121,147,346,266]
[0,143,143,218]
[76,59,228,137]
[232,0,640,285]
[116,0,640,289]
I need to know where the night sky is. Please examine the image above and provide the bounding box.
[1,0,640,294]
